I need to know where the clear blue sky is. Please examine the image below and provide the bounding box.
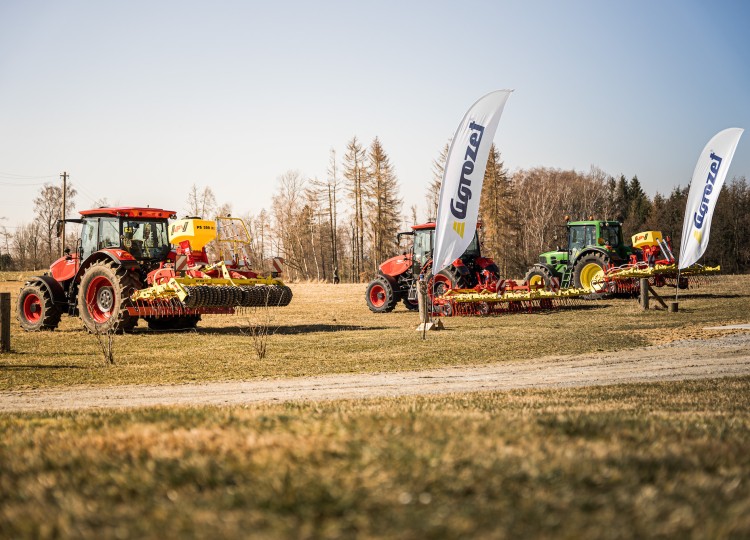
[1,0,748,229]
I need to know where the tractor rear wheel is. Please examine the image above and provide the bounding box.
[78,261,141,334]
[366,277,398,313]
[572,252,609,292]
[524,265,556,290]
[17,282,61,331]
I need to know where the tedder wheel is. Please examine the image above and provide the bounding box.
[78,261,141,334]
[365,276,398,313]
[524,264,556,290]
[17,282,62,331]
[572,252,610,293]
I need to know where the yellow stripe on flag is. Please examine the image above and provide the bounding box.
[452,221,465,238]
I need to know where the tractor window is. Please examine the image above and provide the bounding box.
[569,226,585,250]
[81,219,98,260]
[413,230,432,268]
[463,232,481,257]
[601,225,620,247]
[569,225,596,251]
[584,226,596,247]
[121,219,170,259]
[99,218,120,249]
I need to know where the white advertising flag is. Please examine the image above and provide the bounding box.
[432,90,513,274]
[678,127,744,269]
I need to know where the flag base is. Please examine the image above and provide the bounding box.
[416,319,444,332]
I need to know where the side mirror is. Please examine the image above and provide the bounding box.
[55,220,64,237]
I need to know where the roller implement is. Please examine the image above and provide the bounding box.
[17,207,291,333]
[366,222,588,316]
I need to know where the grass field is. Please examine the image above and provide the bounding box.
[1,378,749,539]
[0,274,749,390]
[2,273,749,538]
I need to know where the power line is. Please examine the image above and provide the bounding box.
[0,180,48,186]
[0,172,57,180]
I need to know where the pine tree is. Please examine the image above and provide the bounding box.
[478,144,512,274]
[365,137,402,272]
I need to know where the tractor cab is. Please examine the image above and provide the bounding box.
[411,223,435,274]
[408,222,483,275]
[77,208,174,263]
[50,207,176,285]
[567,220,629,263]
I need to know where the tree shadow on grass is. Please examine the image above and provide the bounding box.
[678,292,746,300]
[135,324,389,336]
[0,363,87,370]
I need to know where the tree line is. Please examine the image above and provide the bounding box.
[2,139,749,279]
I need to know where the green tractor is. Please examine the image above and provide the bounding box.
[524,220,636,292]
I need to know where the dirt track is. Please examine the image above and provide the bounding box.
[2,332,749,413]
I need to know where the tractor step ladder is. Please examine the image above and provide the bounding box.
[561,266,573,288]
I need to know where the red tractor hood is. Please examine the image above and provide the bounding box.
[379,253,412,278]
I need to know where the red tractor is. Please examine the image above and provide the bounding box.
[17,206,291,333]
[365,222,500,313]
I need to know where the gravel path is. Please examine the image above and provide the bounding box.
[2,333,749,413]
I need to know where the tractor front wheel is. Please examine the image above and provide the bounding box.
[17,282,61,331]
[430,268,460,300]
[78,261,140,334]
[524,265,556,290]
[572,252,609,292]
[366,277,398,313]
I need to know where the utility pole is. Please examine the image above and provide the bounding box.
[60,171,68,257]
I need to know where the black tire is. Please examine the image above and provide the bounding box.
[177,314,201,329]
[144,316,179,330]
[572,252,610,292]
[145,314,201,331]
[524,264,556,290]
[430,268,461,299]
[17,282,62,331]
[402,297,419,311]
[78,261,140,334]
[366,277,398,313]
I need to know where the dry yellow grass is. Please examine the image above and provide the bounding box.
[1,274,748,389]
[1,378,749,539]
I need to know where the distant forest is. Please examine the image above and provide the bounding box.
[2,137,749,280]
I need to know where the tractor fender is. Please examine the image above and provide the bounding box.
[531,263,558,276]
[377,271,400,288]
[474,257,496,270]
[572,247,611,267]
[22,275,67,308]
[449,261,471,278]
[73,250,140,284]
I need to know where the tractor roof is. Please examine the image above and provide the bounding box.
[79,207,176,219]
[412,222,436,230]
[410,221,483,231]
[568,220,621,226]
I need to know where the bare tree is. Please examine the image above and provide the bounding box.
[34,182,77,265]
[271,170,308,280]
[426,141,450,221]
[185,184,217,218]
[326,148,341,277]
[343,137,368,280]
